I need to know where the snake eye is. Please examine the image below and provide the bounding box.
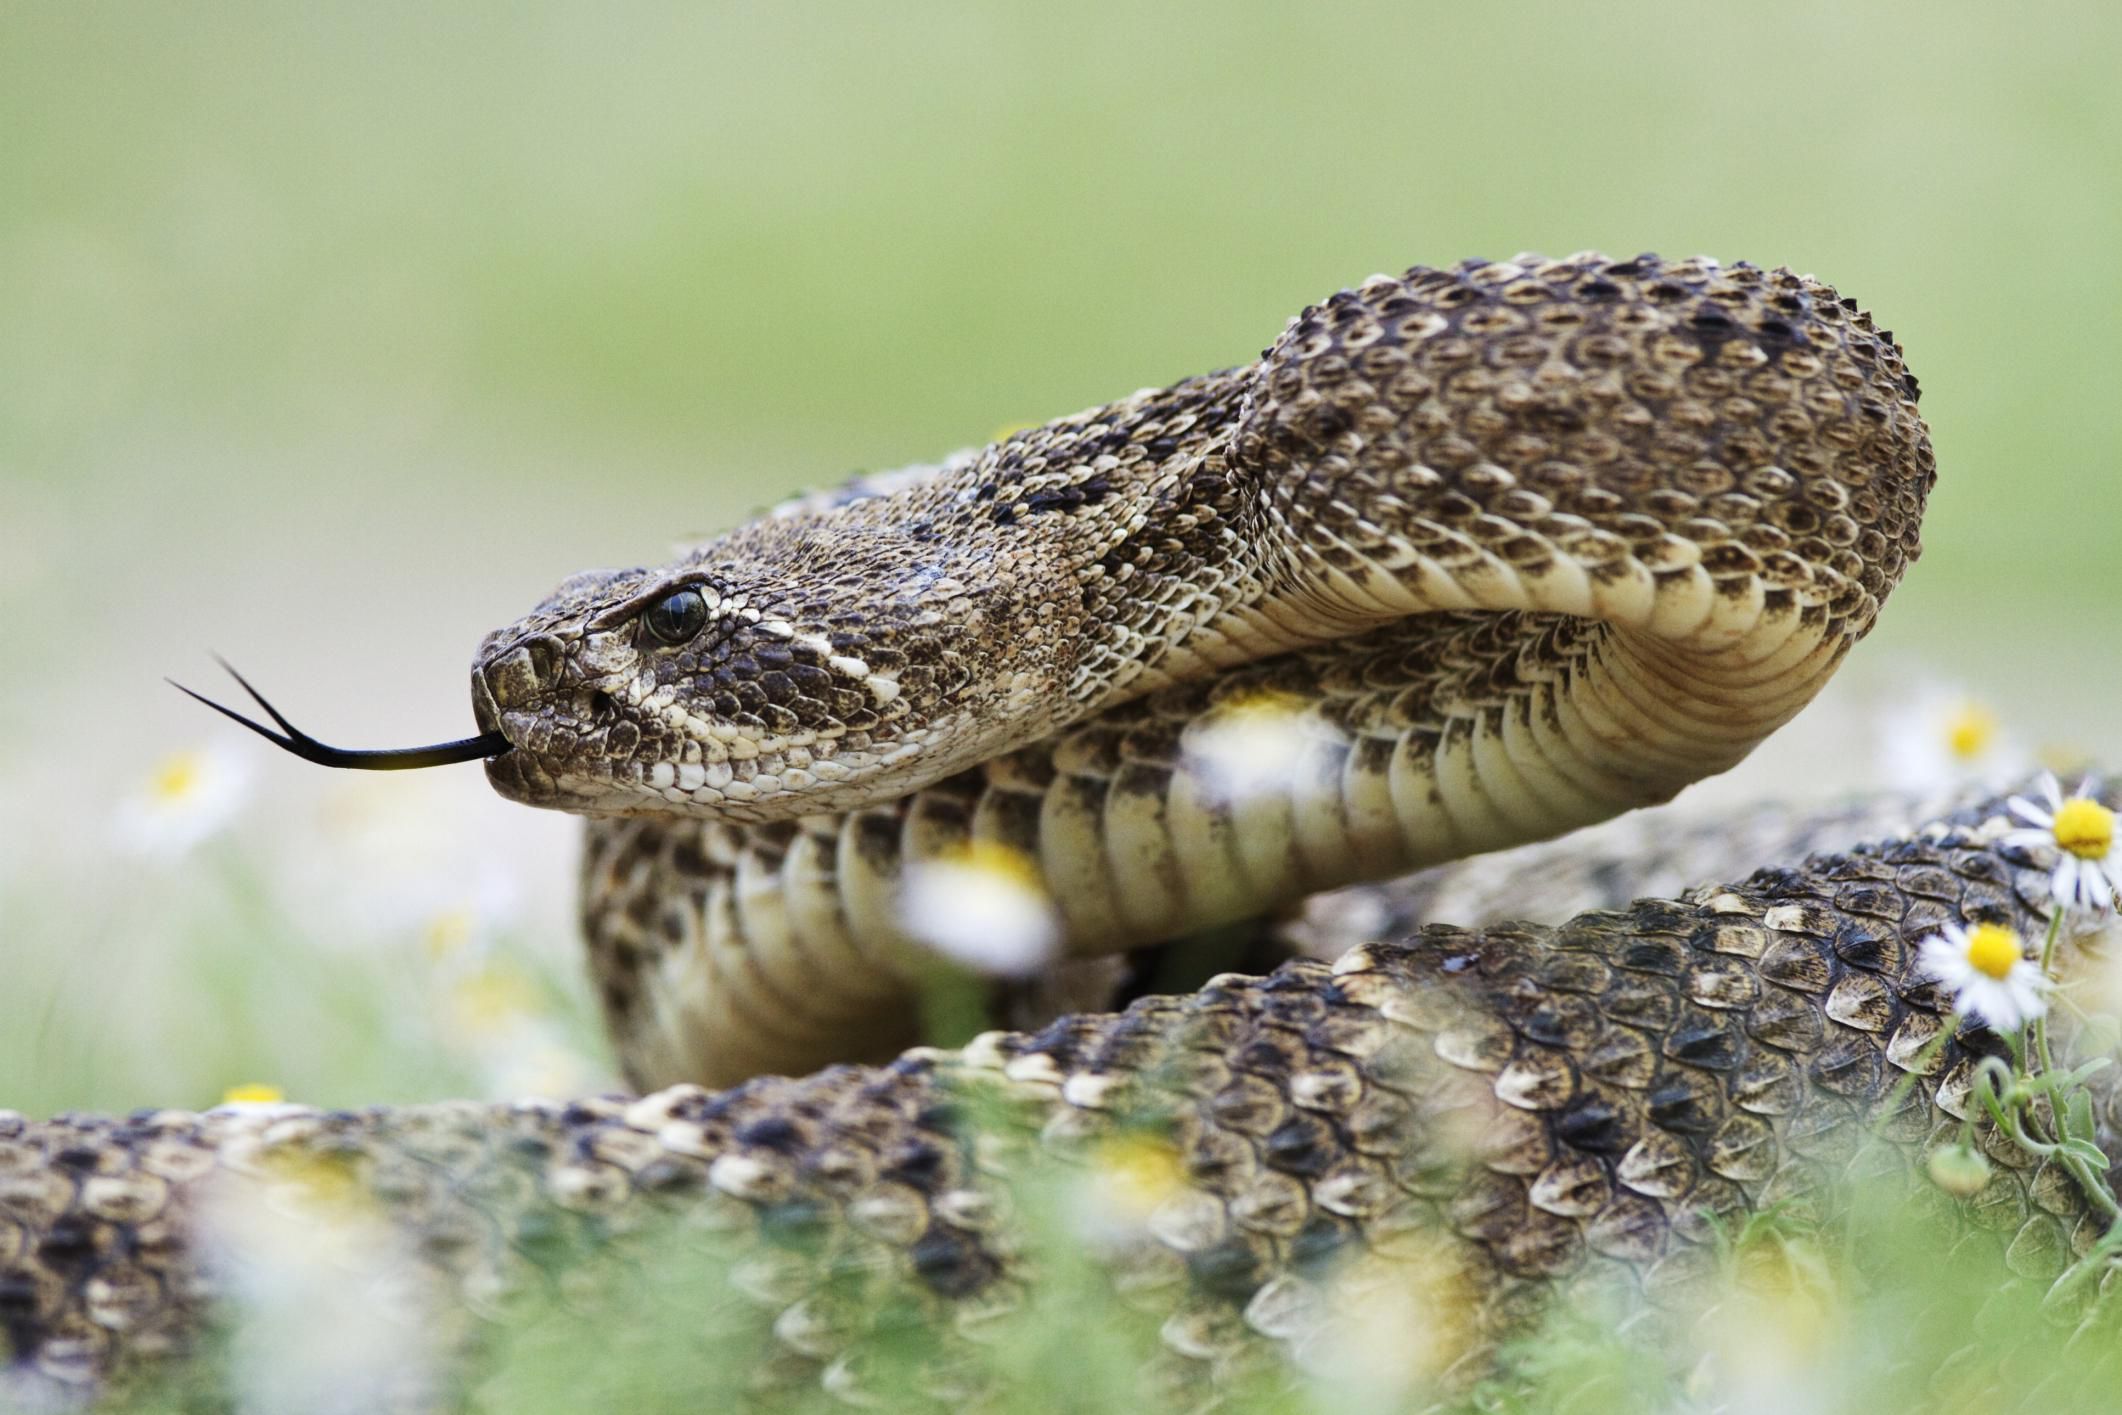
[643,588,709,646]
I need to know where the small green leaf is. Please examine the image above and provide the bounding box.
[2066,1088,2098,1142]
[2060,1138,2111,1169]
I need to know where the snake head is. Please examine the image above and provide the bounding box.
[472,516,1072,821]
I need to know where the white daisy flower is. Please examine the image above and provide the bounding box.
[1073,1132,1190,1246]
[2001,773,2120,916]
[208,1083,309,1120]
[1182,688,1339,806]
[1878,683,2029,793]
[1915,920,2051,1031]
[198,1146,442,1415]
[112,742,256,858]
[897,841,1061,976]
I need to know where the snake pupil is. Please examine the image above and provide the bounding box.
[644,587,709,646]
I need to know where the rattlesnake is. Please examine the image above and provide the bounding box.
[508,251,1930,1088]
[7,252,2035,1407]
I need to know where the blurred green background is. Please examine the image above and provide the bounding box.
[3,0,2118,1117]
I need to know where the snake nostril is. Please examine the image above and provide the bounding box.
[587,689,616,722]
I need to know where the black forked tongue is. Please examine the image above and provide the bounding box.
[169,658,510,771]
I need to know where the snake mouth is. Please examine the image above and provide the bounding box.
[171,659,511,771]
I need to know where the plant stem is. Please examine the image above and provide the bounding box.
[2032,908,2065,1077]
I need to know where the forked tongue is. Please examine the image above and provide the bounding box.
[169,658,508,770]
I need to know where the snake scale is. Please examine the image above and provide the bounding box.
[14,251,2076,1408]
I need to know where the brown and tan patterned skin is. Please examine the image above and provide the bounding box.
[488,253,1935,1087]
[5,790,2111,1404]
[4,253,1966,1402]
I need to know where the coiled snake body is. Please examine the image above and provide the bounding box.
[6,253,2030,1407]
[486,252,1931,1088]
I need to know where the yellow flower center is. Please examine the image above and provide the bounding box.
[1963,923,2021,981]
[1090,1133,1185,1217]
[943,839,1047,892]
[221,1082,285,1105]
[150,751,206,803]
[259,1147,364,1213]
[2053,797,2115,861]
[1942,704,1997,761]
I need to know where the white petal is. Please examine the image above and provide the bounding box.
[2038,772,2064,809]
[2054,857,2083,906]
[2091,860,2122,912]
[1961,965,2050,1030]
[898,858,1061,976]
[1916,937,1972,988]
[2012,959,2055,994]
[2010,964,2055,1020]
[1963,977,2015,1029]
[2073,861,2112,913]
[2007,797,2054,830]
